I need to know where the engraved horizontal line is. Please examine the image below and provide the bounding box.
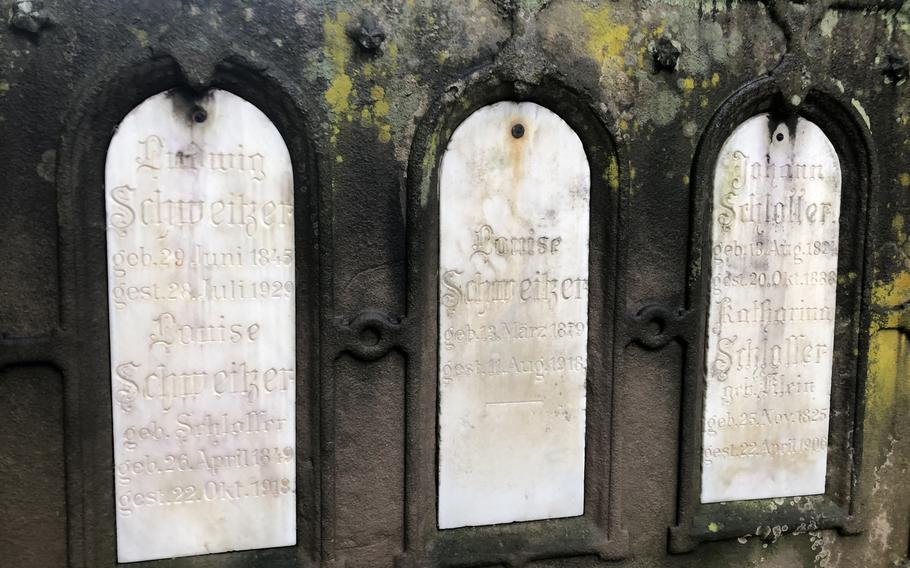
[484,400,544,406]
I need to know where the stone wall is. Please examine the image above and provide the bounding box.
[0,1,908,566]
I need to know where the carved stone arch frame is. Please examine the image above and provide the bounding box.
[55,55,323,567]
[669,76,878,553]
[400,72,631,567]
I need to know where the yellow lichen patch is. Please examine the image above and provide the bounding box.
[873,271,910,309]
[582,5,630,67]
[899,172,910,187]
[711,73,720,87]
[879,308,910,333]
[651,22,665,38]
[605,156,620,191]
[378,124,392,143]
[838,271,859,286]
[321,10,395,145]
[386,41,399,63]
[680,77,696,92]
[323,12,354,119]
[324,12,352,70]
[635,46,647,72]
[367,85,393,143]
[371,85,389,118]
[129,27,149,48]
[0,80,9,94]
[865,329,908,426]
[325,73,353,116]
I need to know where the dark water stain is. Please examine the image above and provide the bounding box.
[167,87,214,127]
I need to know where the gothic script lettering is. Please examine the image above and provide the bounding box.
[106,90,296,561]
[437,101,590,528]
[701,114,841,503]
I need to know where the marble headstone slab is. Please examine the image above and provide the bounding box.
[701,114,841,503]
[106,89,296,562]
[437,101,590,529]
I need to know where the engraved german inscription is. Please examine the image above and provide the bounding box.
[437,102,590,528]
[106,90,296,562]
[701,114,841,503]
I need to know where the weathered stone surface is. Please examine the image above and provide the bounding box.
[701,114,841,503]
[1,2,907,566]
[106,89,296,562]
[437,101,590,528]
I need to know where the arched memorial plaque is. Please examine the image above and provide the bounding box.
[701,114,842,503]
[105,89,296,562]
[437,101,590,528]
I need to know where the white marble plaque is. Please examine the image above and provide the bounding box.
[437,102,590,528]
[106,90,296,562]
[701,114,841,503]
